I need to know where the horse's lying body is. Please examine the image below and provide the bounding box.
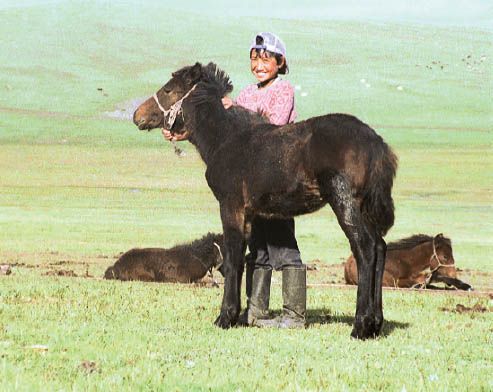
[104,233,224,283]
[133,63,398,339]
[344,234,472,290]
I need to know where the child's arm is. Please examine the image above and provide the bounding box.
[221,88,247,109]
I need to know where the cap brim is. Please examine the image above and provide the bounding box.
[250,44,283,55]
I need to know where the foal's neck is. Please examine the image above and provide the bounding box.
[415,241,434,269]
[190,240,217,270]
[187,101,232,164]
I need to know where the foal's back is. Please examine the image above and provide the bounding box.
[344,241,431,288]
[207,113,381,202]
[105,248,207,282]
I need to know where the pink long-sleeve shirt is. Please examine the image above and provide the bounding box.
[234,78,297,126]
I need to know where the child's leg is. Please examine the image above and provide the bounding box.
[263,218,303,270]
[239,217,273,326]
[256,218,307,329]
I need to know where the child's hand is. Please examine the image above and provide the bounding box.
[162,128,174,141]
[222,96,233,109]
[162,128,188,141]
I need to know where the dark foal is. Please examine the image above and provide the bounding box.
[345,233,472,290]
[104,233,224,283]
[133,62,398,339]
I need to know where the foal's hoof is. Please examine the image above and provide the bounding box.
[350,317,379,340]
[351,326,378,340]
[214,311,237,329]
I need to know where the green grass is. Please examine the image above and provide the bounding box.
[0,1,492,390]
[1,273,492,391]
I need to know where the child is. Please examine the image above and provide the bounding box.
[222,32,306,329]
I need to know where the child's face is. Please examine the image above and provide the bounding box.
[250,50,281,85]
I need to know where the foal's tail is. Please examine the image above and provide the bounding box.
[361,142,398,236]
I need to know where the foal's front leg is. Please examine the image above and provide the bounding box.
[214,205,246,329]
[430,275,473,291]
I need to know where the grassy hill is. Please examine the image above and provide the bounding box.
[0,1,491,268]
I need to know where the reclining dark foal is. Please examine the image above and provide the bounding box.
[133,62,398,339]
[104,233,224,283]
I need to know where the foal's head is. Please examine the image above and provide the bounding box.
[133,63,203,132]
[133,62,233,140]
[430,233,457,279]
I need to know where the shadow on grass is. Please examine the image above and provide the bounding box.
[306,308,410,337]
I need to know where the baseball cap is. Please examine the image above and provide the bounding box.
[249,32,287,59]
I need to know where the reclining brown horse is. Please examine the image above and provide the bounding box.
[133,62,398,339]
[344,233,472,290]
[104,233,224,283]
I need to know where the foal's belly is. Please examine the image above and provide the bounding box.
[255,182,326,219]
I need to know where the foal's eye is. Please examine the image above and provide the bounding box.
[162,81,174,93]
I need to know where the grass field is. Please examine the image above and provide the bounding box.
[0,1,492,390]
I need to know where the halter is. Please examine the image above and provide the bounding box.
[411,236,455,289]
[202,242,224,287]
[429,236,455,274]
[153,84,197,130]
[213,242,224,271]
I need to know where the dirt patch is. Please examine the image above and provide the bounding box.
[455,303,489,313]
[1,251,114,278]
[440,302,491,314]
[43,269,79,277]
[2,251,493,294]
[306,260,347,285]
[42,267,94,278]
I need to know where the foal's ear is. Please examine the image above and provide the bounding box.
[188,62,202,83]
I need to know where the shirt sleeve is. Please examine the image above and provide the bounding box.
[234,86,249,107]
[265,82,296,126]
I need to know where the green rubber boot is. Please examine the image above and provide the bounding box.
[238,266,272,326]
[255,265,306,329]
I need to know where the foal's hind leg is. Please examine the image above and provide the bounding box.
[214,204,247,329]
[373,237,386,334]
[323,174,379,339]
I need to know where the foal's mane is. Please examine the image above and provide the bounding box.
[173,232,222,253]
[191,62,234,105]
[190,62,271,128]
[387,234,451,251]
